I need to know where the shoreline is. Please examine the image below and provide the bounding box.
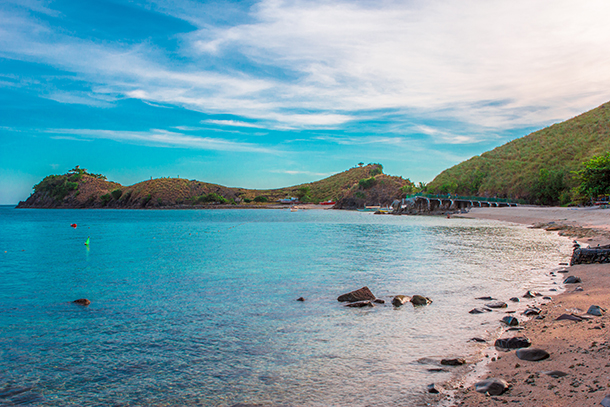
[435,206,610,406]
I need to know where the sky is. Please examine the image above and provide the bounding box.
[2,0,610,204]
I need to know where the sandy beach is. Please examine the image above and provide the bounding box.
[441,206,610,406]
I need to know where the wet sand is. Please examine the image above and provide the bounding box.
[445,206,610,406]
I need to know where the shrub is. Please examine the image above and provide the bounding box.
[244,198,252,203]
[370,164,383,176]
[111,189,123,200]
[359,177,377,189]
[100,193,112,206]
[355,191,366,199]
[253,196,268,202]
[193,192,229,204]
[142,194,152,206]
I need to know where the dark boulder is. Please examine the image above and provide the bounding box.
[485,301,507,309]
[563,276,582,284]
[475,296,495,300]
[73,298,91,306]
[392,295,410,307]
[345,301,374,308]
[494,336,531,349]
[523,307,541,316]
[516,348,549,361]
[411,295,432,306]
[296,297,305,302]
[509,297,520,302]
[501,316,519,326]
[587,305,604,316]
[556,314,583,321]
[440,358,465,366]
[601,394,610,407]
[373,299,385,304]
[474,378,509,395]
[337,286,375,302]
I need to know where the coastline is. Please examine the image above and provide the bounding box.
[440,206,610,406]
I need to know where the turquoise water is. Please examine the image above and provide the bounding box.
[0,207,571,406]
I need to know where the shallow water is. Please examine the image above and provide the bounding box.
[0,207,572,406]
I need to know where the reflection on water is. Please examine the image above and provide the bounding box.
[0,208,571,406]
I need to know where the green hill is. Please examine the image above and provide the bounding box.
[427,101,610,204]
[17,164,413,209]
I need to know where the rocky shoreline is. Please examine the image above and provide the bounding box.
[420,207,610,407]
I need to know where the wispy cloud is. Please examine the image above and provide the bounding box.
[202,119,264,128]
[3,0,610,139]
[45,128,280,154]
[270,169,333,177]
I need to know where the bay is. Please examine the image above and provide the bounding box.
[0,207,571,406]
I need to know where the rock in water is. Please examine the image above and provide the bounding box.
[485,301,507,309]
[440,358,465,366]
[337,286,376,302]
[392,295,410,307]
[296,297,305,302]
[345,301,374,308]
[501,316,519,326]
[373,299,385,304]
[73,298,91,306]
[523,290,541,298]
[516,348,549,361]
[494,337,531,350]
[509,297,520,302]
[474,378,509,395]
[587,305,604,316]
[475,296,495,300]
[563,276,582,284]
[411,295,432,306]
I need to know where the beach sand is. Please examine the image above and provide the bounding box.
[445,206,610,406]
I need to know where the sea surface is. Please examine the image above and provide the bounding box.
[0,207,572,406]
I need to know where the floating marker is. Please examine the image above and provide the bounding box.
[85,237,90,246]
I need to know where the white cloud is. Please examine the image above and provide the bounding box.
[46,128,280,154]
[3,0,610,139]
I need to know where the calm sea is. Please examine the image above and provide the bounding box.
[0,207,572,406]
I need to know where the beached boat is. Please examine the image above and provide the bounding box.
[319,200,336,205]
[290,206,298,212]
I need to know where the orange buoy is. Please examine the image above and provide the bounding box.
[71,223,77,228]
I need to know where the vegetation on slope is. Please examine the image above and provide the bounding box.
[427,102,610,204]
[18,163,414,209]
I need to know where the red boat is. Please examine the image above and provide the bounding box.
[319,200,336,205]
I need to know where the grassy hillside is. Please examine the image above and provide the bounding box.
[427,101,610,204]
[17,164,413,209]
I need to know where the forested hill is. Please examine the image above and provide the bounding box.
[16,164,413,209]
[427,101,610,204]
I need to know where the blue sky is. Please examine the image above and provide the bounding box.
[2,0,610,204]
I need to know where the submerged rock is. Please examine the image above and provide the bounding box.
[469,337,487,343]
[440,358,465,366]
[469,307,492,314]
[392,295,410,307]
[337,286,376,302]
[73,298,91,306]
[296,297,305,302]
[516,348,549,361]
[485,301,507,309]
[475,296,495,300]
[411,295,432,306]
[373,299,385,304]
[494,336,531,350]
[474,378,509,395]
[563,276,582,284]
[345,301,374,308]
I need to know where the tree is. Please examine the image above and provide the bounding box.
[357,162,364,167]
[295,186,310,200]
[576,153,610,200]
[532,168,566,205]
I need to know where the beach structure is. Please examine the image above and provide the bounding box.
[396,194,518,214]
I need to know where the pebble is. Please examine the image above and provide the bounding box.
[485,301,508,309]
[494,336,531,350]
[469,307,492,314]
[542,370,568,378]
[563,276,582,284]
[501,316,519,326]
[345,301,374,308]
[427,383,440,394]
